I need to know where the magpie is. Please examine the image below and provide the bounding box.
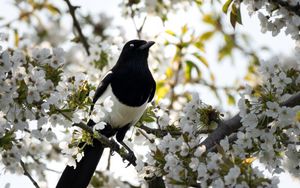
[56,40,156,188]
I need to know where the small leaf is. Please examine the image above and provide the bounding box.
[13,29,19,47]
[222,0,233,14]
[227,94,235,105]
[193,53,209,67]
[230,10,237,28]
[0,130,15,150]
[194,41,205,52]
[185,60,201,80]
[71,36,81,43]
[185,61,193,81]
[181,24,188,35]
[202,14,215,25]
[195,0,203,5]
[215,144,225,156]
[236,5,243,24]
[165,30,176,37]
[156,81,169,102]
[165,67,173,78]
[46,4,61,15]
[200,31,215,41]
[210,72,215,82]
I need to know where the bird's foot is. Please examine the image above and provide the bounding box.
[123,150,137,167]
[109,139,120,156]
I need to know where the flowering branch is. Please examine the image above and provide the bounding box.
[201,91,300,151]
[73,122,136,166]
[64,0,90,55]
[20,160,40,188]
[271,0,300,17]
[139,124,211,137]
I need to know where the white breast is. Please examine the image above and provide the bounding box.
[94,84,148,128]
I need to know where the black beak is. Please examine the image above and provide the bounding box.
[139,41,155,50]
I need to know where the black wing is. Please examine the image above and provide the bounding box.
[89,71,113,113]
[148,79,156,102]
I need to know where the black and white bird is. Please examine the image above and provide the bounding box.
[56,40,156,188]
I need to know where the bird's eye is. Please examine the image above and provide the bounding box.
[130,44,134,47]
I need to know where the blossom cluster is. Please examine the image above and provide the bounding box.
[0,44,71,175]
[135,55,300,187]
[240,0,300,46]
[236,57,300,176]
[87,36,121,71]
[138,93,276,187]
[0,36,113,177]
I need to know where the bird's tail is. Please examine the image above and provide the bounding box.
[56,140,104,188]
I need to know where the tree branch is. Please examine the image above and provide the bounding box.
[73,122,136,166]
[201,91,300,151]
[20,160,40,188]
[64,0,90,55]
[138,124,211,138]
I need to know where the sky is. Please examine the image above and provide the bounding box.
[0,0,299,187]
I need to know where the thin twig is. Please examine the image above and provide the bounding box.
[106,148,111,170]
[139,124,180,137]
[64,0,90,55]
[138,124,211,138]
[20,160,40,188]
[130,6,147,39]
[168,47,183,109]
[137,129,155,143]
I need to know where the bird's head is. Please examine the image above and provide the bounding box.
[116,40,155,67]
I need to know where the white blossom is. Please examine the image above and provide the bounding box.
[93,122,106,131]
[224,166,241,185]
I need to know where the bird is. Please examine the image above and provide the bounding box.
[56,40,156,188]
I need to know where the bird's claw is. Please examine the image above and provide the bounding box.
[109,139,120,156]
[123,151,137,167]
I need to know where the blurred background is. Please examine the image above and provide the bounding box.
[0,0,298,187]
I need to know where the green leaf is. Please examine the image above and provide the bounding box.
[185,61,193,81]
[71,36,81,43]
[229,4,242,28]
[13,29,19,47]
[156,81,169,101]
[165,30,177,37]
[92,51,109,70]
[16,80,28,105]
[216,143,225,156]
[127,0,140,6]
[202,14,215,25]
[210,72,215,82]
[193,53,209,67]
[222,0,233,14]
[236,5,243,24]
[0,131,15,150]
[46,4,61,15]
[230,9,237,28]
[200,31,215,41]
[181,24,188,35]
[195,0,203,5]
[139,107,156,123]
[194,41,205,52]
[186,61,201,80]
[227,94,236,105]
